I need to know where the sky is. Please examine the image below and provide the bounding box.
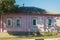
[15,0,60,14]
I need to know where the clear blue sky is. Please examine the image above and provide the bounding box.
[15,0,60,13]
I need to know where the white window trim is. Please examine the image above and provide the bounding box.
[6,18,12,26]
[32,18,37,26]
[16,17,21,27]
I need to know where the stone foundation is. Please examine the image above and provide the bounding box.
[7,31,42,36]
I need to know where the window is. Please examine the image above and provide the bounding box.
[7,18,12,26]
[16,18,21,27]
[32,18,37,26]
[48,18,52,26]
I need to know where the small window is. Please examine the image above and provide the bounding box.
[16,18,21,27]
[32,18,37,26]
[48,19,52,26]
[7,18,12,26]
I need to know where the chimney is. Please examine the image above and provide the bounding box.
[23,4,24,7]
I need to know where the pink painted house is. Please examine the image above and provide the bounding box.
[0,7,60,35]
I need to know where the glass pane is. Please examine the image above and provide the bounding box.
[8,20,11,25]
[48,19,52,26]
[33,19,36,25]
[17,19,20,26]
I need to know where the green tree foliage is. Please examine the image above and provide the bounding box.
[0,0,18,13]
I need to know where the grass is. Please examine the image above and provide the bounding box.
[0,37,24,40]
[27,35,60,39]
[0,32,60,40]
[0,35,60,40]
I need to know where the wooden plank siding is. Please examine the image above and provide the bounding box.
[0,13,59,32]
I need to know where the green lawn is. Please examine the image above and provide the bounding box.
[0,35,60,40]
[0,32,60,40]
[0,38,23,40]
[27,35,60,39]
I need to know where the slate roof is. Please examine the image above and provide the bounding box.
[14,7,47,14]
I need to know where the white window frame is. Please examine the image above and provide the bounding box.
[16,17,21,27]
[6,18,12,26]
[32,18,37,26]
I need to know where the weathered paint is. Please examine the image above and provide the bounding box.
[0,14,59,32]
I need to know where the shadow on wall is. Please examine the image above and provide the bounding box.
[7,31,42,36]
[6,8,47,36]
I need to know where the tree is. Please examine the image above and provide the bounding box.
[0,0,17,13]
[0,0,18,32]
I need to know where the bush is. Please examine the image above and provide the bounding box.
[44,32,58,36]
